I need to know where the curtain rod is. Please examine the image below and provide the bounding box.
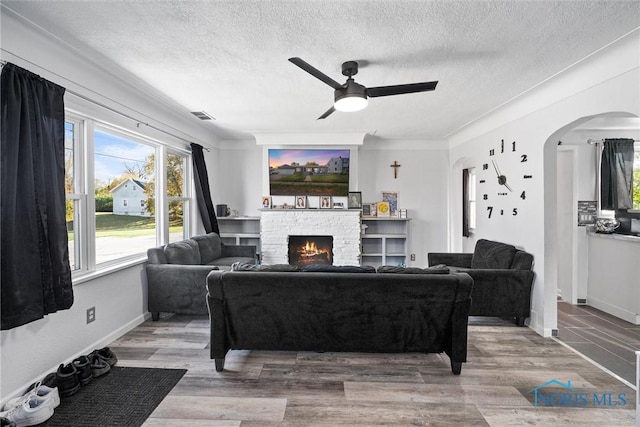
[587,138,640,144]
[0,57,210,152]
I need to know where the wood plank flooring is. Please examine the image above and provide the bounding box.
[557,301,640,385]
[107,315,636,426]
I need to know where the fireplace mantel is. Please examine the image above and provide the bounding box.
[260,209,361,265]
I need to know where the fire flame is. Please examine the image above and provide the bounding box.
[300,241,329,257]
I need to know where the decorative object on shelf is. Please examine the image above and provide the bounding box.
[594,217,620,234]
[399,209,407,218]
[577,201,597,226]
[362,203,377,217]
[382,191,398,217]
[320,196,332,209]
[361,224,368,234]
[261,197,271,209]
[480,139,532,219]
[390,160,401,178]
[333,201,345,209]
[216,204,228,217]
[295,195,307,209]
[348,191,362,209]
[377,201,391,217]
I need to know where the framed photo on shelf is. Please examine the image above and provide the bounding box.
[320,196,332,209]
[377,201,391,217]
[382,191,398,217]
[362,202,377,217]
[295,195,307,209]
[261,196,271,209]
[347,191,362,209]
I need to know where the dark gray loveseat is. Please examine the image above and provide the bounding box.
[206,266,474,374]
[146,232,256,320]
[428,239,534,326]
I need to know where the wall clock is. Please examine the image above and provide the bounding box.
[479,139,533,218]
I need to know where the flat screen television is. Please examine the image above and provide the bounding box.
[268,148,350,196]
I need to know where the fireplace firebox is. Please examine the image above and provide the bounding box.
[288,235,333,266]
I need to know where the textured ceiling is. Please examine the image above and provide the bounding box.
[3,1,640,141]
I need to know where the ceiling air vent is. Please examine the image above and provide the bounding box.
[191,111,215,120]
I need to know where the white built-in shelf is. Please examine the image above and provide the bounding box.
[361,218,411,267]
[217,217,261,254]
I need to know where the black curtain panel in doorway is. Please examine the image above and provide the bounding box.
[190,143,219,234]
[600,138,635,210]
[1,63,73,330]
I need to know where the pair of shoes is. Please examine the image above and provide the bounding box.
[0,395,54,427]
[88,347,117,367]
[72,356,93,386]
[55,363,80,398]
[2,382,60,412]
[89,354,111,377]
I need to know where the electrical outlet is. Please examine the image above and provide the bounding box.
[86,307,96,324]
[410,254,415,261]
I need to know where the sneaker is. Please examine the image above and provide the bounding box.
[1,417,16,427]
[0,395,54,427]
[72,355,93,386]
[3,382,60,411]
[89,347,117,367]
[55,363,80,398]
[89,353,111,377]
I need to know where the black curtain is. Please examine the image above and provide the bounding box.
[1,63,73,330]
[601,138,635,210]
[190,143,219,234]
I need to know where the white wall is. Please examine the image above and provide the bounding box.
[0,10,218,401]
[447,29,640,336]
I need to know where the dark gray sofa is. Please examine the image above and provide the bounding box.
[146,233,256,320]
[206,266,474,374]
[428,239,534,326]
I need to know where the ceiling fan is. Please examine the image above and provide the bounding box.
[288,57,438,120]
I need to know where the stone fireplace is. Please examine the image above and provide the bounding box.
[288,235,333,266]
[261,210,361,265]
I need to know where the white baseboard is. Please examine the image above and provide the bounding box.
[587,296,640,325]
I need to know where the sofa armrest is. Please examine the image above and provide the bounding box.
[146,264,218,316]
[428,252,473,268]
[463,269,534,317]
[220,244,257,259]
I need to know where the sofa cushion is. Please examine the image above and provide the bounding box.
[300,264,376,273]
[192,233,222,264]
[164,239,201,265]
[231,262,300,272]
[376,264,450,274]
[471,239,517,269]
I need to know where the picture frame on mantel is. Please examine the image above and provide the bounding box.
[320,196,332,209]
[295,195,307,209]
[348,191,362,209]
[261,196,271,209]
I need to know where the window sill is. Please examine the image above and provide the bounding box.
[72,255,147,285]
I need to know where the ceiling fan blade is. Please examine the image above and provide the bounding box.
[289,57,343,90]
[317,106,336,120]
[367,81,438,98]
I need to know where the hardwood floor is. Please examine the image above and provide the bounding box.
[108,315,636,426]
[557,301,640,386]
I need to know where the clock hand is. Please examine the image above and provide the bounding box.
[503,181,513,192]
[492,159,501,178]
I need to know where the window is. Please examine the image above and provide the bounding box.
[64,114,192,277]
[634,144,639,210]
[167,152,190,243]
[462,167,476,237]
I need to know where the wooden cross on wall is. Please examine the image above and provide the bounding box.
[390,160,401,179]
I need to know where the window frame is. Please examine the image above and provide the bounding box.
[65,112,194,283]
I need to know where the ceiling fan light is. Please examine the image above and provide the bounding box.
[334,95,368,112]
